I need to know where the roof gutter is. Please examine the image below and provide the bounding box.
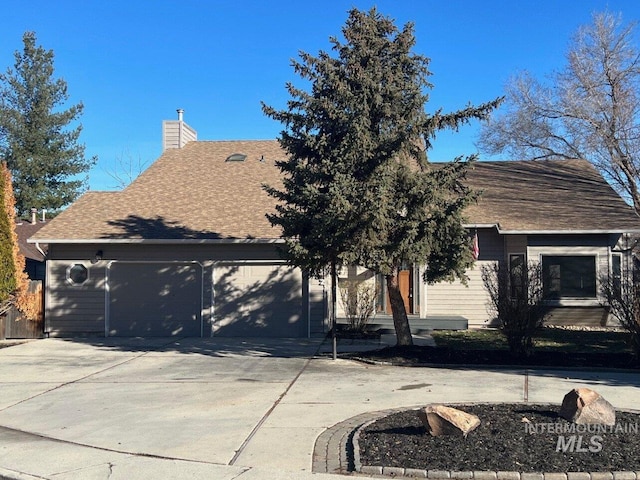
[27,238,286,245]
[462,223,640,235]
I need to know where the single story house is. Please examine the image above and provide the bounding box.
[28,114,640,337]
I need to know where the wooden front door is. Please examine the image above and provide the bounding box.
[385,267,413,314]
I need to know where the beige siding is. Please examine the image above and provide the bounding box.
[46,260,105,336]
[308,277,328,335]
[336,266,376,318]
[425,261,494,327]
[423,228,504,327]
[162,120,197,150]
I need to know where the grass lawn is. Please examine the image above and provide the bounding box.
[431,327,633,354]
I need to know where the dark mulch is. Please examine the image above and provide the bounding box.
[348,345,639,369]
[357,404,640,472]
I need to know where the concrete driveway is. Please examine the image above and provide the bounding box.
[1,338,639,479]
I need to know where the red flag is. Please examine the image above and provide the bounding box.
[472,231,479,260]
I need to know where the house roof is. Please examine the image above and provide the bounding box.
[29,140,640,244]
[15,220,48,260]
[464,159,639,233]
[30,141,289,242]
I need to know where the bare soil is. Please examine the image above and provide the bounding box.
[357,403,640,472]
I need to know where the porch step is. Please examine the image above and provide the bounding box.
[338,315,468,332]
[545,307,609,327]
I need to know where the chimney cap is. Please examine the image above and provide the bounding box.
[177,108,184,121]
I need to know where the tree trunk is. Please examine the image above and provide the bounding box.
[386,268,413,346]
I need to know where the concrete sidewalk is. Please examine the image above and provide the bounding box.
[0,337,639,479]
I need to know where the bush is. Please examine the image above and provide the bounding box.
[339,279,377,332]
[481,261,548,357]
[600,272,640,362]
[0,162,32,318]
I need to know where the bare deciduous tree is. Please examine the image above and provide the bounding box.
[338,279,377,333]
[479,12,640,214]
[104,148,149,189]
[600,272,640,362]
[481,261,548,358]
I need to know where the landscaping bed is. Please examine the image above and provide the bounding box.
[357,403,640,472]
[348,327,639,369]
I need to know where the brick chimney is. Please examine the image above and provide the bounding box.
[162,109,197,151]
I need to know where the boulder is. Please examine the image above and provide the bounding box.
[559,388,616,426]
[418,404,481,437]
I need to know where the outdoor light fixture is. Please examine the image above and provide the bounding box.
[93,250,103,263]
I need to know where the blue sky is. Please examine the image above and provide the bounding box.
[2,0,640,191]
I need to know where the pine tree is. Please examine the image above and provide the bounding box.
[0,31,96,217]
[263,8,501,345]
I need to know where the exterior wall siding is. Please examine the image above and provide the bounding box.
[43,232,627,336]
[308,277,328,335]
[424,228,504,327]
[45,243,325,337]
[46,260,106,336]
[162,120,197,150]
[425,261,495,327]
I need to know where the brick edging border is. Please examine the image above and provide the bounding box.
[313,405,640,479]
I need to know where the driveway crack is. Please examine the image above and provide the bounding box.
[0,338,184,413]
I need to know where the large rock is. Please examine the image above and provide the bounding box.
[418,404,481,437]
[559,388,616,426]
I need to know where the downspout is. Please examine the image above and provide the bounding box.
[35,242,46,260]
[35,241,48,337]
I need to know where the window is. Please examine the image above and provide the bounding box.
[67,264,88,285]
[612,254,622,295]
[509,254,525,299]
[542,255,596,299]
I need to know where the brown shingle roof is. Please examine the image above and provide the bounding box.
[31,141,288,241]
[15,221,48,260]
[30,142,640,243]
[464,159,639,232]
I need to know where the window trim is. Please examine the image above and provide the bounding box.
[541,254,598,301]
[66,263,89,286]
[509,253,526,299]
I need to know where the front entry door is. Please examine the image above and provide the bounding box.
[385,267,414,314]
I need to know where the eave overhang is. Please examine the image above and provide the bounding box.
[27,238,286,245]
[463,223,640,235]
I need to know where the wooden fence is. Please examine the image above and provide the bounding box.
[0,281,44,339]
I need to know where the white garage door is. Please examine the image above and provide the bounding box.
[108,262,202,337]
[213,263,304,337]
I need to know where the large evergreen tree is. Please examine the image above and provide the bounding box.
[0,31,96,217]
[263,8,501,345]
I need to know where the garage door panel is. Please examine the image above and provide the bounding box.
[213,264,304,337]
[109,263,202,337]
